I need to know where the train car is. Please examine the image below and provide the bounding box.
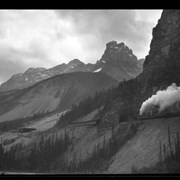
[18,127,36,133]
[138,111,180,121]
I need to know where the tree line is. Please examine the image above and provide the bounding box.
[0,130,72,172]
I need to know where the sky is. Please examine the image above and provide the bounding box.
[0,10,162,84]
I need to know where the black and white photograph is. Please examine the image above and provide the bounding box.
[0,9,180,175]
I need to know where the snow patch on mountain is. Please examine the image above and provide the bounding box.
[93,67,103,73]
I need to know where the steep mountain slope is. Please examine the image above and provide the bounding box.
[138,10,180,94]
[0,72,118,122]
[2,10,180,174]
[0,43,143,92]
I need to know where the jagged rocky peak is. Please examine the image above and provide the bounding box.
[68,59,84,67]
[24,67,47,74]
[100,40,137,64]
[143,10,180,69]
[106,40,118,48]
[106,41,128,51]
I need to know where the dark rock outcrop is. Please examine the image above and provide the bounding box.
[101,41,137,65]
[144,10,180,69]
[95,41,143,81]
[139,10,180,94]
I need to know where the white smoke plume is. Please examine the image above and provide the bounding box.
[139,83,180,115]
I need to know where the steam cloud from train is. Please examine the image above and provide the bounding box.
[139,83,180,116]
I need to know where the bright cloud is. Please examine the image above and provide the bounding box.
[0,10,162,84]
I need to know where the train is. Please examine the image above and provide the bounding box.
[136,112,180,120]
[137,102,180,120]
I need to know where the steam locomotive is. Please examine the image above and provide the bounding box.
[137,103,180,120]
[137,112,180,120]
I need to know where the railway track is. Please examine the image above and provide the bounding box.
[66,113,180,129]
[68,119,97,128]
[137,113,180,121]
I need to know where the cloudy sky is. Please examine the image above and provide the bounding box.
[0,10,162,84]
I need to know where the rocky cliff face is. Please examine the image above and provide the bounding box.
[95,41,143,81]
[101,41,137,65]
[138,10,180,96]
[144,10,180,69]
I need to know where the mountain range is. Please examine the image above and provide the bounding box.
[0,41,144,92]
